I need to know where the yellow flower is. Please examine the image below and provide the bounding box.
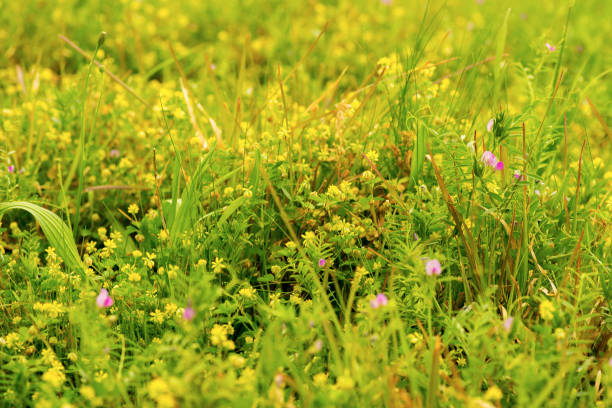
[158,229,169,241]
[150,309,165,324]
[148,377,174,406]
[128,272,141,282]
[80,385,96,401]
[335,374,355,390]
[539,300,555,321]
[239,287,256,299]
[301,231,317,247]
[484,385,503,401]
[42,367,65,388]
[212,257,226,274]
[229,354,246,368]
[127,203,139,215]
[144,252,156,269]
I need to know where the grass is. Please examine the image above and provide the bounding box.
[0,0,611,407]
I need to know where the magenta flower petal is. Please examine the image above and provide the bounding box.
[318,258,326,267]
[480,151,498,168]
[545,42,556,52]
[183,306,195,321]
[96,288,113,308]
[376,293,388,306]
[425,259,442,276]
[495,161,504,171]
[8,165,15,173]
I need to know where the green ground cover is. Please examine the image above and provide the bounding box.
[1,0,611,406]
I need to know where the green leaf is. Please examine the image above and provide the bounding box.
[0,201,83,271]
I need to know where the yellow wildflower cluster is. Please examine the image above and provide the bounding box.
[33,301,66,318]
[210,324,235,350]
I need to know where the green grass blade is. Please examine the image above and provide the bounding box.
[0,201,83,271]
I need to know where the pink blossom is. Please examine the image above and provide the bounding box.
[481,151,497,167]
[318,258,326,267]
[425,259,442,276]
[487,118,495,132]
[96,288,113,308]
[545,42,556,52]
[109,149,120,158]
[370,293,389,309]
[8,165,15,173]
[503,317,514,332]
[183,305,195,321]
[481,151,504,171]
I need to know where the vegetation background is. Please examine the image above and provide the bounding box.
[0,0,611,406]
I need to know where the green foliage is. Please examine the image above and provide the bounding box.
[1,0,611,407]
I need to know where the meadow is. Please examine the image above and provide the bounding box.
[1,0,611,406]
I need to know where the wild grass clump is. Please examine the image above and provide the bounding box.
[1,1,611,407]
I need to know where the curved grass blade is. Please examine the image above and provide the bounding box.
[0,201,83,271]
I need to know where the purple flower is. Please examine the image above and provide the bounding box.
[503,317,514,332]
[8,165,15,173]
[481,151,497,167]
[318,258,326,267]
[183,305,195,321]
[109,149,120,158]
[480,151,504,171]
[370,293,389,309]
[96,288,113,308]
[486,118,495,132]
[545,42,556,52]
[425,259,442,276]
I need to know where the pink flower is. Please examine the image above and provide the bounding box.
[481,151,497,167]
[318,258,326,267]
[381,0,393,5]
[545,42,556,52]
[514,170,521,179]
[96,288,113,308]
[487,118,495,132]
[109,149,120,158]
[609,357,612,368]
[503,317,514,332]
[183,305,195,321]
[480,151,504,171]
[8,165,15,173]
[370,293,389,309]
[425,259,442,276]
